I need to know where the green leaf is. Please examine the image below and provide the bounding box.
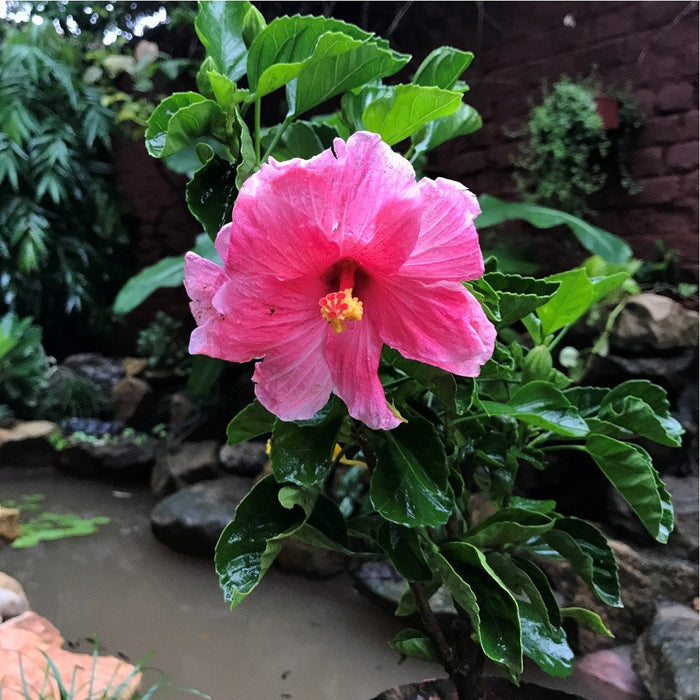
[435,543,523,680]
[370,414,453,527]
[291,493,349,552]
[599,380,683,447]
[536,517,621,607]
[561,607,614,638]
[215,475,311,608]
[389,628,439,663]
[412,47,474,89]
[519,601,574,678]
[270,416,342,487]
[476,195,632,264]
[145,92,227,158]
[187,355,224,399]
[186,151,239,238]
[482,272,560,329]
[377,522,432,582]
[195,0,251,81]
[586,434,674,543]
[536,267,593,337]
[207,70,249,109]
[411,101,482,158]
[112,233,220,315]
[362,84,463,146]
[226,400,276,445]
[481,381,589,437]
[464,508,554,548]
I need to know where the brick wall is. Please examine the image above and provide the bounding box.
[416,1,698,277]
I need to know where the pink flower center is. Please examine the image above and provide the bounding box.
[319,260,364,334]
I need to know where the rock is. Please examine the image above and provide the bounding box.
[573,645,646,700]
[110,376,154,424]
[0,420,57,467]
[542,538,699,653]
[122,356,148,377]
[611,293,699,352]
[151,440,222,498]
[607,475,699,558]
[150,476,254,556]
[0,508,20,546]
[0,573,29,622]
[370,677,585,699]
[632,602,699,700]
[276,539,347,579]
[0,612,140,699]
[219,441,268,478]
[62,353,125,396]
[55,437,157,480]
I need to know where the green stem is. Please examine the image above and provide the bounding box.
[261,115,293,164]
[542,443,587,453]
[254,98,262,165]
[547,323,571,352]
[451,413,490,425]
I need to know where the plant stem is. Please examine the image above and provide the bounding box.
[261,115,293,164]
[254,98,262,165]
[409,582,484,700]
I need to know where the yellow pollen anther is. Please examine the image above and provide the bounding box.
[319,288,363,333]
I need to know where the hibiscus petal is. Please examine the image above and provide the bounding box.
[399,177,484,282]
[252,322,333,422]
[368,275,496,376]
[326,319,401,431]
[230,132,422,278]
[184,252,227,326]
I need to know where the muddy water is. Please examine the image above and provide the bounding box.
[0,467,623,700]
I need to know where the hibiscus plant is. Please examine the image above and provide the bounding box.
[141,3,679,698]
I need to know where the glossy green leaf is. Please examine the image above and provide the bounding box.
[536,268,593,336]
[538,517,621,607]
[207,70,249,109]
[411,102,482,157]
[186,150,238,238]
[561,607,614,638]
[563,386,610,417]
[261,119,336,161]
[226,400,276,445]
[112,233,219,315]
[586,434,674,543]
[464,508,554,548]
[146,92,226,158]
[412,46,474,89]
[519,601,574,678]
[215,475,310,608]
[362,84,462,146]
[511,555,562,628]
[436,543,523,680]
[509,497,557,514]
[487,553,559,633]
[187,355,224,399]
[270,416,342,487]
[599,380,683,447]
[482,272,560,329]
[195,0,251,81]
[377,522,432,582]
[370,414,453,527]
[288,493,350,552]
[476,195,632,264]
[481,381,589,437]
[389,628,439,663]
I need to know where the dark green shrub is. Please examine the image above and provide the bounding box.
[0,21,130,332]
[136,311,191,372]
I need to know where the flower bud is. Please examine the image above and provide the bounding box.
[522,345,553,383]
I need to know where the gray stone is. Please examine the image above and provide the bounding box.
[276,539,347,579]
[0,572,29,622]
[0,420,57,467]
[62,353,124,395]
[632,603,699,700]
[150,476,254,556]
[55,437,157,480]
[219,441,268,478]
[610,293,699,352]
[150,440,222,498]
[541,539,698,653]
[573,645,646,699]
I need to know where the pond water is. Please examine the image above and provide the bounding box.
[0,467,629,700]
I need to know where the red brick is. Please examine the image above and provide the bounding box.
[634,175,682,204]
[666,141,699,172]
[630,146,665,177]
[655,82,695,114]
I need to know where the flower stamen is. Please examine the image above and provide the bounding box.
[319,288,363,333]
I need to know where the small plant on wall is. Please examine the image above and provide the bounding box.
[512,76,643,216]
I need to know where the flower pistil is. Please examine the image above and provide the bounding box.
[319,288,363,333]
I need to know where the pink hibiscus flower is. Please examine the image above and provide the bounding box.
[184,131,496,430]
